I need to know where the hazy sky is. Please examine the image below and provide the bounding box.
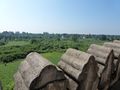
[0,0,120,34]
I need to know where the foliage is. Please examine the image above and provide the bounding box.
[0,31,120,41]
[0,44,35,63]
[5,41,30,46]
[0,38,105,63]
[0,42,5,46]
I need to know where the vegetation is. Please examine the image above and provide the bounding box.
[0,31,120,90]
[4,41,30,46]
[0,60,21,90]
[42,52,63,64]
[0,38,104,63]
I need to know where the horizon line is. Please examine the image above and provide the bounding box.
[0,30,120,35]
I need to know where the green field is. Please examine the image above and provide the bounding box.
[77,38,104,51]
[0,60,22,90]
[42,52,63,64]
[0,52,63,90]
[4,41,30,47]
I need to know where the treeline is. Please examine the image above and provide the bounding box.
[0,31,120,42]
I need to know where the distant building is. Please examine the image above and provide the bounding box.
[61,35,64,39]
[82,36,86,39]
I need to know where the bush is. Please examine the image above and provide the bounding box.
[6,82,14,90]
[0,42,5,46]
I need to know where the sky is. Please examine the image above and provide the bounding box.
[0,0,120,35]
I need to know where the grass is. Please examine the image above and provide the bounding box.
[79,38,105,51]
[42,52,63,64]
[0,60,22,90]
[4,41,30,47]
[0,52,63,90]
